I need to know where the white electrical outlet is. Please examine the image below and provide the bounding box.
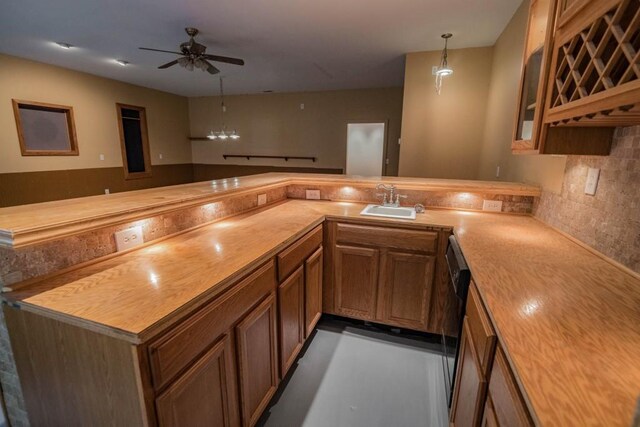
[305,189,321,200]
[105,189,110,195]
[257,194,267,205]
[584,167,600,195]
[159,153,163,160]
[496,165,501,178]
[300,103,305,110]
[482,200,503,212]
[99,154,105,161]
[115,226,144,252]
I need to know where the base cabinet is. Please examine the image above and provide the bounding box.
[450,319,487,426]
[236,293,279,427]
[451,282,533,427]
[304,247,323,337]
[327,221,445,333]
[278,266,305,376]
[156,335,239,427]
[334,244,380,320]
[378,251,435,330]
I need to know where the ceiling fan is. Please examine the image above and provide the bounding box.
[139,27,245,74]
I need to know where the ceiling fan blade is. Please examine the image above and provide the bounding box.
[203,54,245,66]
[202,60,220,75]
[139,47,183,55]
[158,59,179,69]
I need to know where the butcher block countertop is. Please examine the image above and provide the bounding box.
[3,199,640,426]
[0,173,540,248]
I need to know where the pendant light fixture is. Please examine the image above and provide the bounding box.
[207,77,240,140]
[435,33,453,95]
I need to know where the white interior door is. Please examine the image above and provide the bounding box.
[346,123,385,176]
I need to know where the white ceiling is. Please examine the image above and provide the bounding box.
[0,0,522,96]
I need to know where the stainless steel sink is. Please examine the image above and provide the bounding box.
[359,204,416,220]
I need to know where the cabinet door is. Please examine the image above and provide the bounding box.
[450,318,487,427]
[304,246,323,337]
[334,244,379,320]
[481,395,499,427]
[488,346,533,427]
[278,266,305,377]
[236,293,279,427]
[378,251,434,331]
[156,334,239,427]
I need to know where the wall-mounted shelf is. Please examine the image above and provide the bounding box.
[222,154,317,162]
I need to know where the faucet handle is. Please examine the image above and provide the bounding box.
[375,193,388,205]
[395,194,408,205]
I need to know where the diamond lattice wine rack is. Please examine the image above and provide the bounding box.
[545,0,640,126]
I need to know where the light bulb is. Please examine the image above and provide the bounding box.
[55,42,72,49]
[206,131,217,140]
[436,67,453,76]
[230,130,240,140]
[218,130,228,140]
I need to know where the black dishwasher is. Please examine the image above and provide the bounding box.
[441,235,471,408]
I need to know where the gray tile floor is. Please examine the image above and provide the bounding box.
[258,318,450,427]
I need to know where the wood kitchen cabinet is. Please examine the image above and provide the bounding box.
[325,220,449,334]
[334,244,380,320]
[451,282,533,427]
[236,293,279,427]
[378,251,435,331]
[278,266,305,376]
[304,246,323,337]
[275,225,324,377]
[512,0,617,155]
[545,0,640,128]
[156,335,238,427]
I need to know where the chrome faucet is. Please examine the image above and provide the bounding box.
[376,184,407,207]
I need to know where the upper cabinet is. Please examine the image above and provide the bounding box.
[512,0,640,155]
[546,0,640,126]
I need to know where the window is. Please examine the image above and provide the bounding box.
[12,99,79,156]
[116,103,152,179]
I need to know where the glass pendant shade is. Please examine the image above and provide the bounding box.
[435,33,453,94]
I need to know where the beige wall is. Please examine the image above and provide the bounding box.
[189,88,404,175]
[478,0,566,192]
[398,47,494,179]
[0,54,191,174]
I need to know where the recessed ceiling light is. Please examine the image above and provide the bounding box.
[55,42,73,49]
[115,59,129,66]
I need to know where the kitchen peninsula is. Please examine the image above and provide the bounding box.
[1,174,638,426]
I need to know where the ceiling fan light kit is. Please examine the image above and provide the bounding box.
[139,27,245,75]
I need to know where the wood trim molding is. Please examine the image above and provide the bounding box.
[12,99,79,156]
[116,103,153,180]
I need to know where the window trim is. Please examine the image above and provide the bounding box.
[116,103,152,180]
[12,99,79,156]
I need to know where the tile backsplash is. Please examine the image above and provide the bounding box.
[535,126,640,273]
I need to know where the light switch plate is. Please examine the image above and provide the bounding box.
[584,167,600,195]
[305,189,321,200]
[115,226,144,252]
[482,200,503,212]
[257,194,267,205]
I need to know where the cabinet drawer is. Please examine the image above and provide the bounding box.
[277,225,323,282]
[149,260,276,391]
[466,281,497,377]
[336,223,437,253]
[488,346,534,427]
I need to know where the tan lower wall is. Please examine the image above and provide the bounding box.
[192,164,343,182]
[0,164,194,207]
